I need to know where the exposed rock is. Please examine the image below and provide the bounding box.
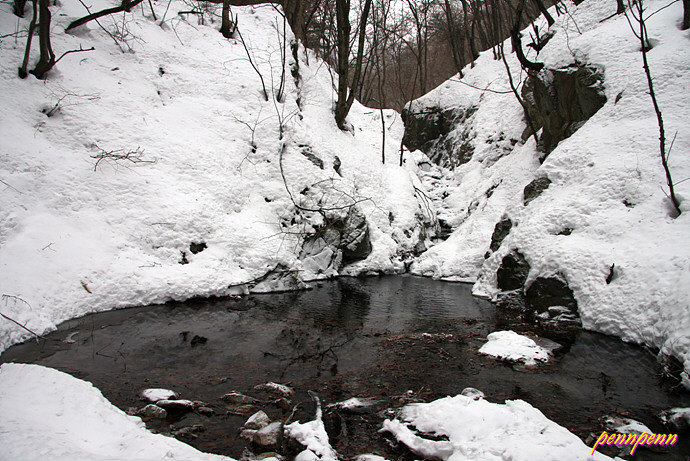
[489,216,513,252]
[495,290,525,310]
[190,335,207,347]
[172,424,205,440]
[240,429,258,441]
[250,264,307,293]
[300,206,372,269]
[254,382,295,398]
[253,421,283,447]
[189,241,207,254]
[299,146,324,169]
[523,177,551,206]
[659,407,690,433]
[155,399,195,411]
[245,410,271,430]
[460,388,485,400]
[522,64,607,155]
[525,275,577,315]
[197,406,216,416]
[340,206,372,263]
[401,105,477,168]
[496,251,530,291]
[137,404,167,419]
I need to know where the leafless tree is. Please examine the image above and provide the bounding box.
[333,0,372,129]
[625,0,681,216]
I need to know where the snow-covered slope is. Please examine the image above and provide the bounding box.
[410,0,690,385]
[0,0,429,351]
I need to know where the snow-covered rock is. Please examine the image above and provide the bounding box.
[478,330,552,366]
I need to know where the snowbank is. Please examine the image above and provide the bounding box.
[382,393,613,461]
[0,0,428,352]
[478,330,551,365]
[408,0,690,384]
[0,363,232,461]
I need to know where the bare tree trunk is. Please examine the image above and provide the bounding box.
[221,0,233,38]
[460,0,479,63]
[443,0,463,76]
[14,0,28,17]
[532,0,554,26]
[682,0,690,30]
[334,0,372,129]
[616,0,625,14]
[31,0,55,79]
[631,0,681,215]
[511,0,543,71]
[18,0,37,78]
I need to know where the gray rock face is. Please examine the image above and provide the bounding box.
[138,404,167,419]
[401,105,477,168]
[245,410,271,430]
[521,64,607,155]
[523,177,551,206]
[155,399,194,411]
[253,421,283,447]
[300,206,372,268]
[489,216,513,252]
[496,250,530,291]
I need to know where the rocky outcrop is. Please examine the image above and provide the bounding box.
[523,177,551,205]
[401,105,477,168]
[522,64,606,155]
[299,206,372,276]
[496,250,530,291]
[489,216,513,252]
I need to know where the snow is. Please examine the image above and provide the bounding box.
[478,330,551,366]
[407,0,690,386]
[381,393,614,461]
[0,363,231,461]
[284,394,338,461]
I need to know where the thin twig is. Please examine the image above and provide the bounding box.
[0,312,45,340]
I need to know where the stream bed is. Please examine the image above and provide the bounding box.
[1,276,688,459]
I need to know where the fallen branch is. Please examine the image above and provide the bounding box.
[0,312,45,340]
[55,44,95,64]
[66,0,145,31]
[91,145,155,171]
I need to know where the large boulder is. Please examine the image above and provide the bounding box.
[300,206,372,273]
[522,64,606,155]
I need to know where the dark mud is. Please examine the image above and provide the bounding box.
[1,276,688,460]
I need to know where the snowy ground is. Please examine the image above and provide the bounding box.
[409,0,690,386]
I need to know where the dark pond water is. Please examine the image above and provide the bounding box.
[1,276,688,460]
